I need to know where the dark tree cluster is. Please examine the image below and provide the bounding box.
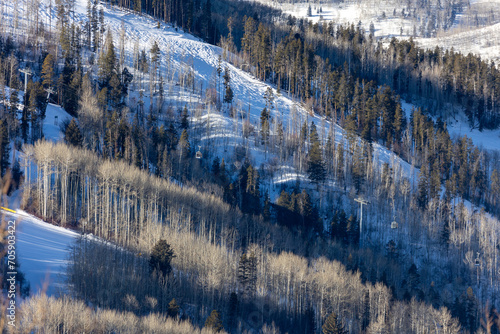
[275,188,320,232]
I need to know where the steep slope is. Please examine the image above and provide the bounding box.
[15,210,78,296]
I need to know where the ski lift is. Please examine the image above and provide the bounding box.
[195,146,202,159]
[474,252,480,267]
[390,210,397,229]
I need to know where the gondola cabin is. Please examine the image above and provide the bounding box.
[196,146,202,159]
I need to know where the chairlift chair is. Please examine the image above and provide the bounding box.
[195,146,202,159]
[475,252,481,266]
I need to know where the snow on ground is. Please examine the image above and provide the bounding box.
[401,100,500,153]
[254,0,500,65]
[260,0,417,39]
[1,0,497,298]
[2,208,78,297]
[446,115,500,152]
[43,103,72,142]
[415,22,500,64]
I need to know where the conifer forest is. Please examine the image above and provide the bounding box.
[1,0,500,332]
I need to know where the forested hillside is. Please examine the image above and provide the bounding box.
[0,0,500,332]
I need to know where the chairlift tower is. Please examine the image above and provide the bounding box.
[19,68,33,94]
[45,87,55,103]
[354,197,369,247]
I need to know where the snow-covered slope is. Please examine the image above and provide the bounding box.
[253,0,500,65]
[15,211,78,296]
[43,103,72,142]
[257,0,418,38]
[416,22,500,64]
[1,207,78,297]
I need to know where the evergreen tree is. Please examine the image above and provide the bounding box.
[407,263,421,293]
[465,287,477,332]
[149,239,175,277]
[337,210,348,245]
[98,30,117,89]
[307,129,326,183]
[276,190,291,226]
[223,66,233,104]
[178,129,191,159]
[260,107,270,147]
[263,191,271,222]
[417,163,429,209]
[202,0,213,42]
[322,312,346,334]
[429,159,441,199]
[227,292,238,331]
[8,89,19,139]
[330,211,340,240]
[0,120,10,177]
[362,291,370,330]
[167,298,180,318]
[347,215,359,246]
[211,156,220,178]
[11,160,22,190]
[304,307,316,333]
[264,87,275,111]
[300,189,319,231]
[65,119,83,147]
[300,120,308,146]
[205,309,223,332]
[41,54,55,89]
[237,252,257,298]
[180,106,189,129]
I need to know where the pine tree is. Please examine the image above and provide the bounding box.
[465,287,477,332]
[98,30,117,89]
[238,252,257,299]
[65,119,83,147]
[224,84,233,105]
[227,292,238,331]
[223,66,233,104]
[149,239,175,277]
[301,189,319,231]
[180,106,189,129]
[41,54,55,89]
[202,0,213,42]
[205,310,223,332]
[330,211,339,240]
[8,89,19,139]
[260,107,270,147]
[277,190,291,226]
[417,163,429,209]
[429,159,441,199]
[263,191,271,222]
[178,129,191,159]
[347,215,359,246]
[0,120,10,177]
[211,156,220,178]
[167,298,180,318]
[300,120,308,146]
[304,307,316,333]
[407,263,421,293]
[322,312,346,334]
[308,136,326,183]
